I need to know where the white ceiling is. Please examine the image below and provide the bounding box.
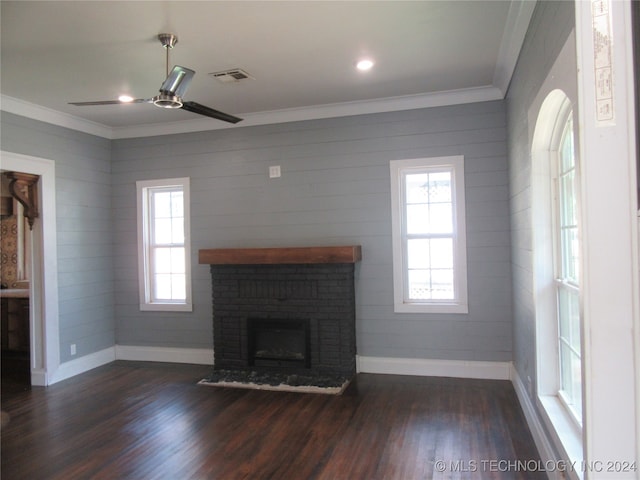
[0,1,535,138]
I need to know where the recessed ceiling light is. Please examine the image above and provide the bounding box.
[356,59,375,71]
[118,95,134,103]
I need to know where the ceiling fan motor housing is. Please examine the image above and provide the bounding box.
[153,93,183,109]
[158,33,178,49]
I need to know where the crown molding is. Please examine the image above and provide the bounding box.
[1,95,113,139]
[1,85,503,140]
[111,85,504,139]
[493,0,537,95]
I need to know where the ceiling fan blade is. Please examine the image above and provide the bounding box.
[160,65,195,98]
[69,99,151,106]
[181,101,243,124]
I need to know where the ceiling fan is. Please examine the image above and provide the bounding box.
[69,33,242,124]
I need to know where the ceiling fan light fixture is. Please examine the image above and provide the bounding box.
[356,59,375,71]
[153,93,183,109]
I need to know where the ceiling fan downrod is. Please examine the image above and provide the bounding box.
[154,33,183,109]
[158,33,178,77]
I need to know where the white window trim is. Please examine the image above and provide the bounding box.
[390,156,468,314]
[530,82,584,472]
[136,177,192,312]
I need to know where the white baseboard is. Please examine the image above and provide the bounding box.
[510,365,565,480]
[43,346,213,386]
[48,347,116,385]
[30,368,48,386]
[115,345,214,365]
[356,355,511,380]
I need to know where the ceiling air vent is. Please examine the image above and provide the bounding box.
[209,68,254,84]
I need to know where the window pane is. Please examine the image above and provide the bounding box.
[569,350,583,419]
[154,248,172,274]
[405,173,431,203]
[561,227,579,284]
[171,191,183,217]
[153,191,172,218]
[154,273,172,300]
[154,218,173,245]
[560,171,576,226]
[429,204,453,234]
[558,287,581,353]
[408,270,431,300]
[407,239,454,295]
[430,238,453,269]
[171,217,184,244]
[431,269,454,299]
[406,204,430,235]
[171,274,186,299]
[559,341,582,420]
[560,118,575,172]
[407,239,430,269]
[170,247,185,273]
[427,172,451,203]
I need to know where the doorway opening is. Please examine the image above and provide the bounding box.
[0,151,59,386]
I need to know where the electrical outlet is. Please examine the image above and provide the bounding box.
[269,165,281,178]
[70,344,76,356]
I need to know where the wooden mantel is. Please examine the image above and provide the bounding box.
[198,246,362,265]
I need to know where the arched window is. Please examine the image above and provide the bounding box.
[554,113,582,421]
[532,89,583,428]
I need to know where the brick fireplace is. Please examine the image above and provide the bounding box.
[199,246,361,380]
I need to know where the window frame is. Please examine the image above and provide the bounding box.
[551,112,583,425]
[136,177,192,312]
[390,156,468,314]
[532,89,584,460]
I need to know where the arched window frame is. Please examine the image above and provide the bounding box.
[531,89,584,464]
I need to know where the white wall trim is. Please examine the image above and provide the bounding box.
[511,365,570,480]
[1,95,113,139]
[575,0,639,468]
[111,86,504,139]
[32,350,512,383]
[44,346,214,385]
[0,151,60,387]
[493,0,538,95]
[356,355,511,380]
[115,345,214,365]
[2,86,503,140]
[48,347,116,385]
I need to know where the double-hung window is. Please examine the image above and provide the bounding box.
[390,156,468,313]
[553,116,582,422]
[137,177,192,312]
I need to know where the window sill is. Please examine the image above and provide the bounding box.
[140,303,193,313]
[538,394,584,480]
[394,302,468,314]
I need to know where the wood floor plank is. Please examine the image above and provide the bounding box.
[1,361,544,479]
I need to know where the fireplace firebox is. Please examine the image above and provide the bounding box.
[199,246,362,380]
[248,318,310,368]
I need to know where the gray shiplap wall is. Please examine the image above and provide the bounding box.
[112,100,513,362]
[506,2,574,403]
[1,111,115,362]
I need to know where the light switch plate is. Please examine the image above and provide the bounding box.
[269,165,281,178]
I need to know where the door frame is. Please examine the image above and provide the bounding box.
[1,150,59,385]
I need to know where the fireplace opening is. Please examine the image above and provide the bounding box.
[248,318,310,369]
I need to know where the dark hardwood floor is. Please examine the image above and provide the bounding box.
[1,361,543,479]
